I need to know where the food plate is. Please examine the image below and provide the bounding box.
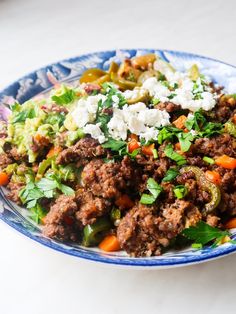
[1,49,236,268]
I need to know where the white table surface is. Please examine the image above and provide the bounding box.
[0,1,236,313]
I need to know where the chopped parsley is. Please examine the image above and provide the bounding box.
[162,168,179,182]
[12,108,36,123]
[157,126,181,144]
[102,138,127,152]
[185,110,223,137]
[164,144,186,165]
[51,85,76,105]
[140,178,163,205]
[182,221,231,247]
[177,132,194,152]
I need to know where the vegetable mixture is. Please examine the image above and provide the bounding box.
[1,53,236,257]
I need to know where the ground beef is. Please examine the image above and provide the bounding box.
[117,200,201,257]
[210,95,236,123]
[30,136,50,153]
[75,189,111,225]
[43,195,80,241]
[155,102,181,113]
[83,83,101,95]
[159,199,201,237]
[135,154,170,180]
[82,156,139,199]
[56,137,106,165]
[190,134,236,158]
[206,215,220,227]
[9,147,27,161]
[117,203,163,257]
[7,181,25,204]
[0,153,13,169]
[41,104,68,114]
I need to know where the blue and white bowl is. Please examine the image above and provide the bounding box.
[1,49,236,268]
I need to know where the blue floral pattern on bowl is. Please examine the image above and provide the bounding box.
[1,49,236,268]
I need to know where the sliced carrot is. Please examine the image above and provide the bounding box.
[128,133,138,141]
[115,194,134,209]
[215,155,236,169]
[0,172,9,186]
[128,139,140,153]
[232,114,236,124]
[205,170,221,185]
[99,235,121,252]
[142,143,155,156]
[41,216,47,225]
[47,146,62,158]
[174,142,181,151]
[224,217,236,229]
[173,115,187,129]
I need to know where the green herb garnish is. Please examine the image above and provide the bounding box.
[140,178,163,205]
[162,168,179,182]
[203,156,215,164]
[182,221,231,247]
[164,144,186,165]
[173,185,188,199]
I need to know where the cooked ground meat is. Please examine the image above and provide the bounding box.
[0,120,8,138]
[189,134,236,158]
[0,153,13,169]
[43,195,80,241]
[155,102,181,113]
[81,156,139,199]
[7,182,25,204]
[56,137,106,164]
[117,200,201,257]
[136,154,170,180]
[9,147,27,162]
[159,199,201,237]
[117,203,163,257]
[75,189,112,225]
[83,83,101,94]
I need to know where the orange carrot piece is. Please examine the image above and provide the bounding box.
[142,143,155,156]
[47,146,62,158]
[99,235,121,252]
[215,155,236,169]
[174,142,181,151]
[225,217,236,229]
[0,172,9,186]
[173,115,187,129]
[128,139,140,153]
[205,170,221,185]
[129,133,138,141]
[115,194,134,209]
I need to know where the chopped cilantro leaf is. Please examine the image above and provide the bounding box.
[162,168,179,182]
[164,144,186,165]
[182,221,231,246]
[102,139,127,151]
[140,178,163,205]
[51,85,75,105]
[12,108,36,123]
[177,132,194,152]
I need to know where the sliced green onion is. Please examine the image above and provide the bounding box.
[152,98,160,105]
[152,148,158,159]
[203,156,215,164]
[173,185,188,199]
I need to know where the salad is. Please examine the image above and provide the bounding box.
[0,53,236,257]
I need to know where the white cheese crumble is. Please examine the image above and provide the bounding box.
[83,123,106,144]
[142,76,217,112]
[108,103,170,142]
[72,94,106,128]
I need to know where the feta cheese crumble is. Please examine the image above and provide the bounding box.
[108,103,170,142]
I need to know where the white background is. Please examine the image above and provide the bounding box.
[0,0,236,313]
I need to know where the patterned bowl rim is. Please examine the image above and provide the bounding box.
[0,48,236,268]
